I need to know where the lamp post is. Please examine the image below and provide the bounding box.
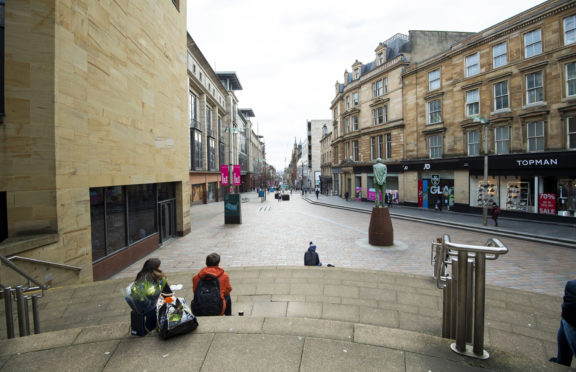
[473,116,490,226]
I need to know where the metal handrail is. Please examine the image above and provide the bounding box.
[8,256,82,272]
[0,255,47,290]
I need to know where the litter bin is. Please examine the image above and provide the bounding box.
[224,193,242,224]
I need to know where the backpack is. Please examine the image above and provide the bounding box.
[192,274,223,316]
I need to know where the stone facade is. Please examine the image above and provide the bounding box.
[1,0,190,284]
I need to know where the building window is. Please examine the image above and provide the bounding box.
[383,77,388,93]
[372,79,383,97]
[354,68,360,79]
[345,96,350,109]
[353,116,358,131]
[371,137,377,159]
[378,135,383,158]
[385,133,392,159]
[466,53,480,77]
[524,29,542,58]
[429,135,442,159]
[208,138,216,170]
[495,126,510,154]
[378,52,384,65]
[466,89,479,117]
[527,121,544,152]
[189,91,198,127]
[467,130,480,156]
[219,141,225,168]
[566,62,576,97]
[428,69,440,90]
[353,92,359,106]
[564,15,576,45]
[492,42,507,68]
[322,125,328,135]
[427,99,442,124]
[568,116,576,149]
[526,71,543,104]
[345,142,350,159]
[206,107,212,136]
[191,129,203,170]
[345,117,350,133]
[218,116,222,138]
[372,106,387,125]
[353,140,359,161]
[494,81,509,111]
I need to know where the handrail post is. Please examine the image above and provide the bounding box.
[32,295,41,334]
[473,252,487,357]
[3,287,15,339]
[15,286,28,337]
[454,250,468,352]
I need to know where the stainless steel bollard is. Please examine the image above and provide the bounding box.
[15,286,28,337]
[454,250,468,352]
[3,287,15,339]
[473,252,487,357]
[32,295,41,334]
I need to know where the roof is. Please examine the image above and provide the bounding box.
[216,72,243,91]
[239,108,255,117]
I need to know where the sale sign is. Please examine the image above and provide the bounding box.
[220,165,229,185]
[538,193,556,215]
[233,165,241,185]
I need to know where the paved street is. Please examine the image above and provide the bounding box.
[114,192,576,296]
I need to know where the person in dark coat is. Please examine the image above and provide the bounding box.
[550,279,576,366]
[491,203,501,226]
[304,242,322,266]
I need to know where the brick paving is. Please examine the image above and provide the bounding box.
[113,192,576,296]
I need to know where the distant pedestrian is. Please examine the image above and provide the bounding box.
[304,242,322,266]
[345,191,349,201]
[435,198,442,211]
[315,188,320,199]
[550,279,576,367]
[491,203,501,226]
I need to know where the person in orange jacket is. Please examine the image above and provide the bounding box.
[193,253,233,316]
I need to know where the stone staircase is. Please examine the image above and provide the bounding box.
[0,267,570,371]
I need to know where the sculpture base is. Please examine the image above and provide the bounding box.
[369,207,394,246]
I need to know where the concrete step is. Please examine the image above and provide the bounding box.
[0,267,568,370]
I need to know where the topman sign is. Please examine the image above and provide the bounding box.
[516,158,558,167]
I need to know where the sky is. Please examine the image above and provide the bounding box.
[187,0,544,172]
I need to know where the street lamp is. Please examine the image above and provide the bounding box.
[473,116,490,226]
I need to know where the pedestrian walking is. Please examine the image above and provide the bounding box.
[315,187,319,199]
[345,191,349,201]
[491,202,501,226]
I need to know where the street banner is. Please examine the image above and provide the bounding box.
[233,165,241,185]
[221,165,229,185]
[418,180,423,208]
[538,193,556,215]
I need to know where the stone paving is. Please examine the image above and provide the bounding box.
[114,192,576,296]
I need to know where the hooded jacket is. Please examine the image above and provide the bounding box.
[304,245,321,266]
[193,266,232,315]
[562,279,576,327]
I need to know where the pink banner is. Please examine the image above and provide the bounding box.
[233,165,241,185]
[220,165,229,185]
[538,193,556,215]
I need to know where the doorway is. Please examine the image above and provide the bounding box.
[158,200,175,244]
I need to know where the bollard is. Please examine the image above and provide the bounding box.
[3,287,15,339]
[32,295,41,334]
[15,286,28,337]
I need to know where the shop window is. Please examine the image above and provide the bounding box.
[506,181,531,212]
[427,99,442,124]
[566,62,576,97]
[568,116,576,149]
[429,135,442,159]
[467,130,480,156]
[127,184,156,244]
[527,121,544,152]
[466,89,479,117]
[494,81,509,111]
[495,126,510,154]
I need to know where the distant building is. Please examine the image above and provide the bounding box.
[320,125,333,194]
[307,120,331,190]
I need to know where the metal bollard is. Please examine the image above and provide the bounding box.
[15,286,28,337]
[32,294,41,334]
[473,252,487,356]
[23,295,31,336]
[3,287,15,339]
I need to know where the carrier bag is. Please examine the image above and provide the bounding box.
[192,274,223,316]
[130,308,157,337]
[157,296,198,340]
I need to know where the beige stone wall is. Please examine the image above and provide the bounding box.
[1,0,190,284]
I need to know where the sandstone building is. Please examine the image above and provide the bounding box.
[0,0,190,283]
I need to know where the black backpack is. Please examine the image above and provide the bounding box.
[192,274,223,316]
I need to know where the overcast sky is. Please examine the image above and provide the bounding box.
[187,0,544,172]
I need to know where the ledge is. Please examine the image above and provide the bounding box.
[0,234,59,257]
